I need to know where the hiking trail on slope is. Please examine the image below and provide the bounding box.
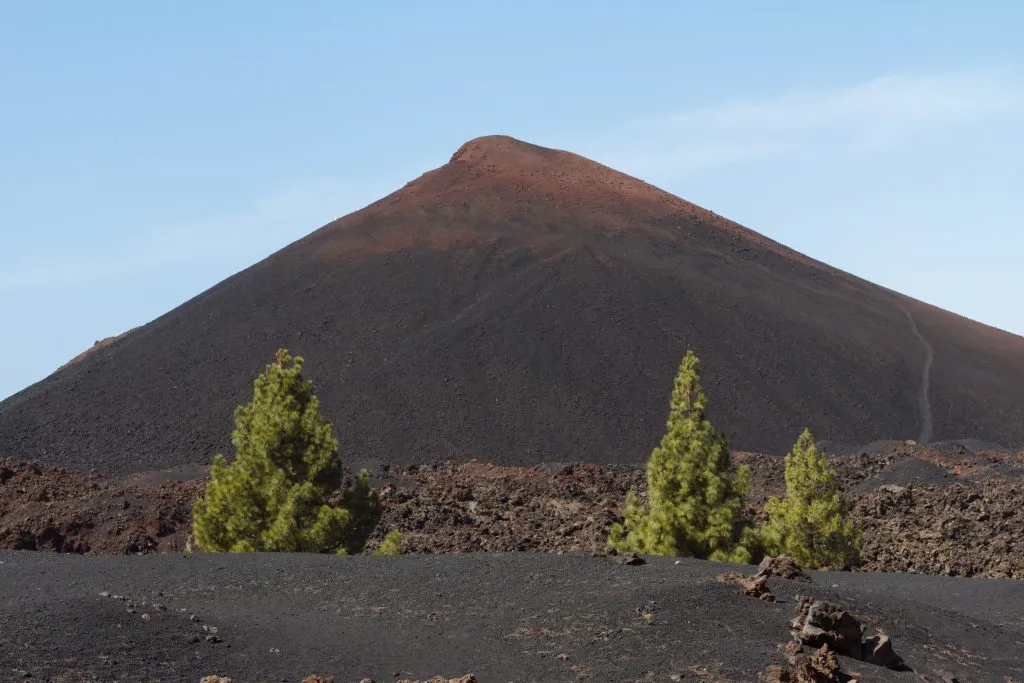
[898,302,935,444]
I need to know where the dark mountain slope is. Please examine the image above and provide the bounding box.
[2,135,1022,475]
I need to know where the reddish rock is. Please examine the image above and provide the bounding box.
[756,555,812,582]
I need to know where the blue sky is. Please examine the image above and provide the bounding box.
[2,2,1022,401]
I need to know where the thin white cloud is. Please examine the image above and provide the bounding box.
[582,69,1024,178]
[0,175,403,294]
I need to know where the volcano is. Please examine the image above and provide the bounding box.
[2,135,1023,476]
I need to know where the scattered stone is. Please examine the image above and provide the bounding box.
[618,552,645,566]
[716,572,776,601]
[806,645,841,680]
[204,634,222,644]
[797,644,842,683]
[761,642,844,682]
[791,596,864,658]
[300,675,333,683]
[756,555,812,582]
[790,595,909,671]
[199,677,231,683]
[861,632,903,669]
[186,631,199,644]
[140,613,152,621]
[765,595,911,680]
[556,653,568,660]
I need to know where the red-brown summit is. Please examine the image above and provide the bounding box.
[307,134,805,261]
[2,136,1023,476]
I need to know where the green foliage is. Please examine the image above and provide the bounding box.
[192,348,380,554]
[608,351,758,563]
[375,529,404,556]
[762,429,862,570]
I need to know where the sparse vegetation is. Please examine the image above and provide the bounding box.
[762,429,862,569]
[192,348,380,554]
[376,529,404,556]
[608,351,759,562]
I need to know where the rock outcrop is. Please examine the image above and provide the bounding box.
[791,595,908,670]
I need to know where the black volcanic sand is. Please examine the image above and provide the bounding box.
[3,136,1024,478]
[2,551,1023,682]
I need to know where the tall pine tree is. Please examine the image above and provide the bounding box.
[192,348,379,554]
[609,351,757,562]
[762,429,861,569]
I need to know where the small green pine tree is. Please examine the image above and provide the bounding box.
[375,529,403,556]
[762,429,861,569]
[192,348,380,554]
[608,351,758,563]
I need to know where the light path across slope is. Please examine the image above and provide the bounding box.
[898,301,935,444]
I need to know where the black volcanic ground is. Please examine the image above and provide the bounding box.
[2,135,1023,476]
[3,551,1023,681]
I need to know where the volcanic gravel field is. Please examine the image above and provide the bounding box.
[3,550,1024,682]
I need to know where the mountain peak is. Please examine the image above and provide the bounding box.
[445,134,649,191]
[310,135,800,262]
[448,134,554,165]
[5,136,1024,478]
[381,133,700,227]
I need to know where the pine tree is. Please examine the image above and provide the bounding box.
[762,429,861,569]
[608,350,758,562]
[192,348,379,554]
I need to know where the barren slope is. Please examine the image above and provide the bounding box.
[1,135,1023,475]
